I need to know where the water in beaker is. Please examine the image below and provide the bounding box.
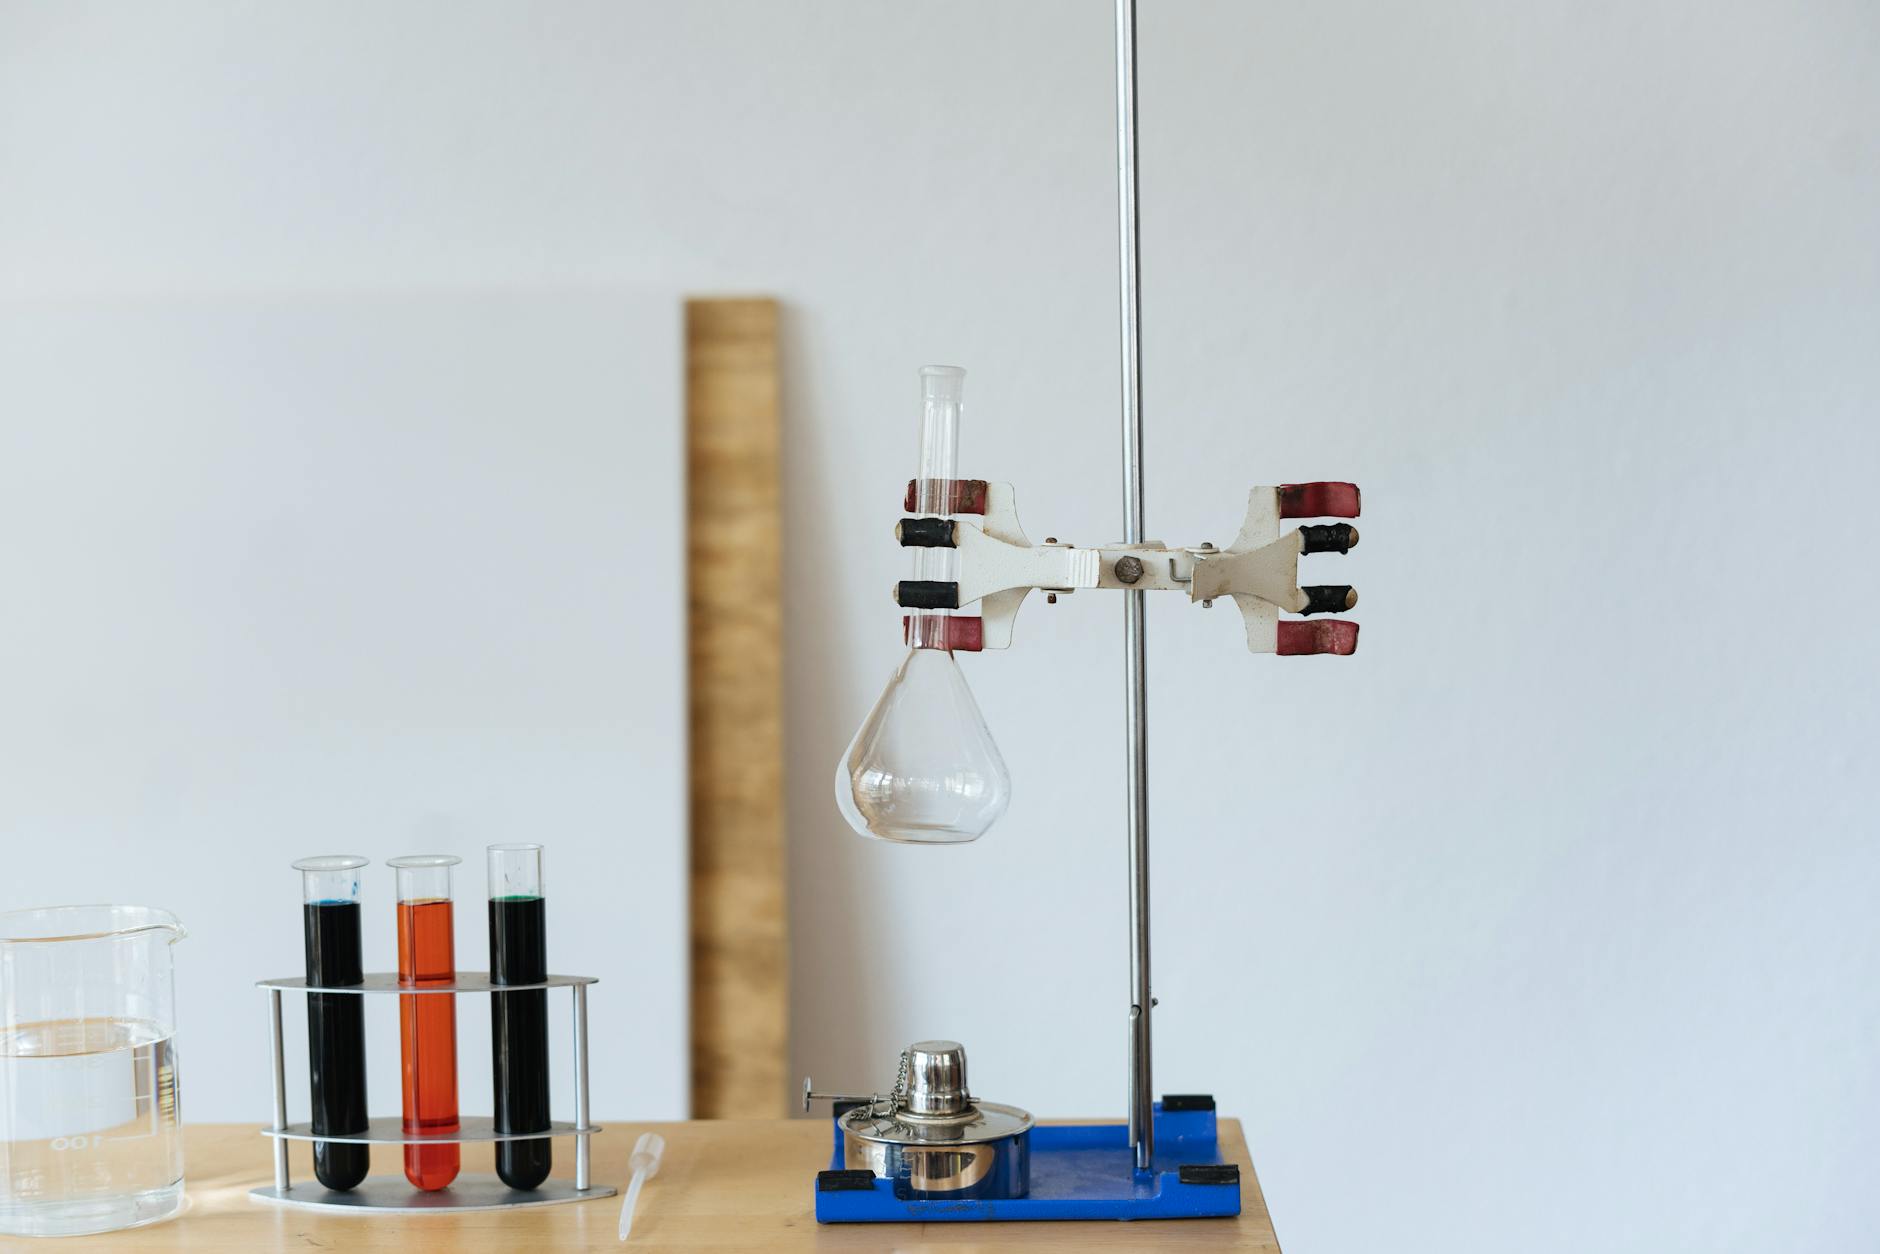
[0,906,187,1237]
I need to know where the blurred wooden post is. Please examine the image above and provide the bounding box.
[685,298,787,1117]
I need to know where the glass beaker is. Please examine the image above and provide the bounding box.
[0,905,187,1237]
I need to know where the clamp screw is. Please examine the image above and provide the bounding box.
[1045,536,1058,545]
[1201,599,1214,608]
[1047,593,1058,604]
[1114,555,1145,585]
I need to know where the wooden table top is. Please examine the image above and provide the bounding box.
[54,1120,1281,1251]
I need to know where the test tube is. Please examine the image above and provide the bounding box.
[908,365,964,650]
[294,855,370,1192]
[389,854,461,1191]
[488,843,552,1189]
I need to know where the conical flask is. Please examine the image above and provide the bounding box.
[835,646,1011,843]
[835,365,1011,842]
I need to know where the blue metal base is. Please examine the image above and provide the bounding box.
[814,1100,1242,1223]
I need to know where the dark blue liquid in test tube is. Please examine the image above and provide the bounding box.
[294,855,371,1192]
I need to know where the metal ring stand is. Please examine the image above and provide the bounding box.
[249,973,616,1213]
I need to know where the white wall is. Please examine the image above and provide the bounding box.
[0,291,690,1125]
[4,2,1876,1250]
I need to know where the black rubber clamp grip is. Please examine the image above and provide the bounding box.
[896,580,960,610]
[896,517,957,548]
[1301,584,1356,615]
[1299,523,1358,554]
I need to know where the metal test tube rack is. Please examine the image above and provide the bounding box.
[250,972,615,1213]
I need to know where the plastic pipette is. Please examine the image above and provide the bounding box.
[617,1131,665,1240]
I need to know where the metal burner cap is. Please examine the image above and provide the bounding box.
[904,1040,969,1116]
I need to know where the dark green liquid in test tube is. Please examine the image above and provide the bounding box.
[488,844,551,1190]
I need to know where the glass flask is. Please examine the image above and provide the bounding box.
[835,366,1012,843]
[0,905,187,1237]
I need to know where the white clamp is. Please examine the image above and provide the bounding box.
[893,481,1361,654]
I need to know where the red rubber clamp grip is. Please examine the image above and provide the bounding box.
[902,615,984,652]
[1277,619,1359,656]
[1277,482,1361,519]
[904,479,988,515]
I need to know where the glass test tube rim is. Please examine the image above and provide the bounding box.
[387,853,460,902]
[487,843,544,899]
[291,854,370,873]
[293,854,369,904]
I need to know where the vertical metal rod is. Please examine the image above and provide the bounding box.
[268,988,290,1191]
[1115,0,1154,1172]
[573,983,592,1191]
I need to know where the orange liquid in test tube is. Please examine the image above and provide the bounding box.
[396,894,460,1190]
